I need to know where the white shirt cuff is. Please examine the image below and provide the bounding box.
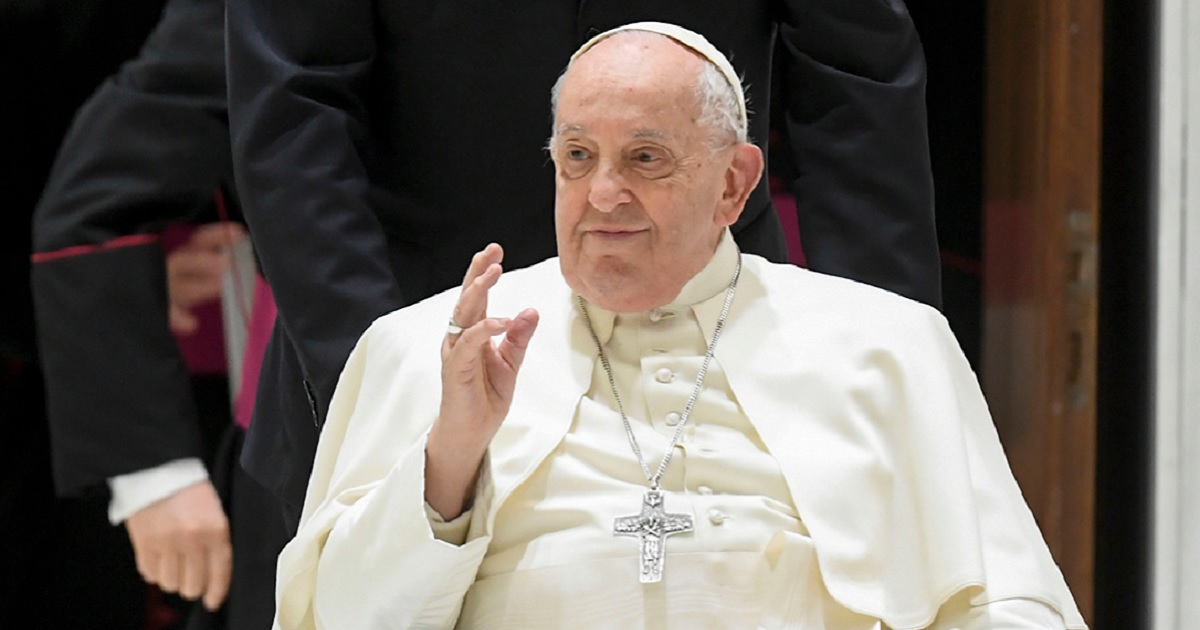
[424,452,492,546]
[107,458,209,525]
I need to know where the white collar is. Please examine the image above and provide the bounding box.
[579,229,739,344]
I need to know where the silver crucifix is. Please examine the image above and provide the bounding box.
[613,489,693,583]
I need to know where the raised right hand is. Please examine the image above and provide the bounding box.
[424,244,539,519]
[124,480,232,611]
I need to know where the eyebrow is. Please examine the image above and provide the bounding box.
[554,124,673,142]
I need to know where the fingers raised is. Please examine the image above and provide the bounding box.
[449,244,504,344]
[445,317,513,374]
[460,243,503,288]
[497,308,539,372]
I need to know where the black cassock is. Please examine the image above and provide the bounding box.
[30,0,285,627]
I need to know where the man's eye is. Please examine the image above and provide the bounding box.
[631,150,673,178]
[567,148,590,161]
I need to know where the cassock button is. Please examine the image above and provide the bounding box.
[665,412,682,426]
[649,309,664,323]
[697,485,713,496]
[655,368,673,383]
[707,509,727,525]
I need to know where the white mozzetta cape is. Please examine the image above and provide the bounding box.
[274,255,1087,630]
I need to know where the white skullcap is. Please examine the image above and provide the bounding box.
[569,22,748,135]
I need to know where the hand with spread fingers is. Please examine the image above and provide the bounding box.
[425,243,539,519]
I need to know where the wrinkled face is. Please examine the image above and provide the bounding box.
[550,34,757,312]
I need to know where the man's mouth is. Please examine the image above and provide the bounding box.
[586,225,648,237]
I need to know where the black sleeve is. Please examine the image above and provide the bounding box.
[30,0,231,496]
[225,0,405,424]
[774,0,941,308]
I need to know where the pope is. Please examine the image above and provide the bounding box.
[273,22,1087,630]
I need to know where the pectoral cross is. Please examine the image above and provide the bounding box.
[613,489,693,583]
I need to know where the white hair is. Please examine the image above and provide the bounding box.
[694,60,748,148]
[548,34,749,150]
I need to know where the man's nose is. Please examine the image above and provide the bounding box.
[587,161,632,213]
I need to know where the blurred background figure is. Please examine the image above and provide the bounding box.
[10,0,286,627]
[2,1,172,627]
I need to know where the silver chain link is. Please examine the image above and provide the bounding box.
[577,256,741,490]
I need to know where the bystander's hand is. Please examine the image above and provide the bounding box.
[166,222,248,335]
[124,480,232,611]
[425,243,539,519]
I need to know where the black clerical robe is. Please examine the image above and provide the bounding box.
[31,0,231,496]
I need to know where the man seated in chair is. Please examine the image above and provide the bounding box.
[271,22,1088,630]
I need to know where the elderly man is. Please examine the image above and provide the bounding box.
[274,23,1085,630]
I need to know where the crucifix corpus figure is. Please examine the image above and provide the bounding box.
[614,489,695,583]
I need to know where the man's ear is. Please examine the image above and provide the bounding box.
[715,143,764,227]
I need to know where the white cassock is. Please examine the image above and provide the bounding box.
[273,231,1088,630]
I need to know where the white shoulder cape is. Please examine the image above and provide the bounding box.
[275,255,1087,630]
